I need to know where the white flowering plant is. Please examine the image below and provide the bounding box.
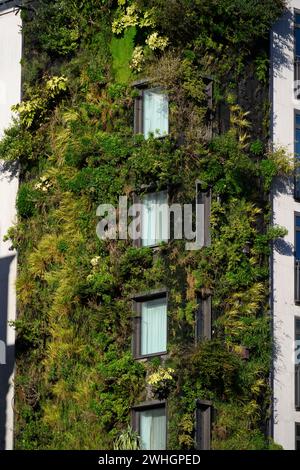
[145,32,169,51]
[130,46,145,72]
[112,1,169,73]
[147,367,176,400]
[34,176,53,193]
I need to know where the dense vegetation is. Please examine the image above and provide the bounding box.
[0,0,290,449]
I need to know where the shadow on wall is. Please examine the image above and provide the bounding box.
[0,1,20,14]
[0,255,15,450]
[272,7,293,79]
[271,7,293,183]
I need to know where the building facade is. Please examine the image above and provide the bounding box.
[0,0,22,450]
[271,0,300,451]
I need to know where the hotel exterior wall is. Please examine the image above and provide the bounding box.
[0,6,22,450]
[271,0,300,450]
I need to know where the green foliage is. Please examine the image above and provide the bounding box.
[192,341,242,399]
[110,27,136,83]
[12,76,68,129]
[113,426,140,450]
[16,183,37,218]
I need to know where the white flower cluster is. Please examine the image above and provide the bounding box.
[112,3,156,35]
[90,256,101,267]
[87,256,101,282]
[130,46,145,72]
[145,32,169,51]
[34,176,52,193]
[112,3,139,34]
[112,2,170,74]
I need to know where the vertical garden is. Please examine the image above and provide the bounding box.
[0,0,290,449]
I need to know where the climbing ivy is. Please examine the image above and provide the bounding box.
[0,0,290,450]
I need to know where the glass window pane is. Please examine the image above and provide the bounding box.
[295,319,300,367]
[295,128,300,158]
[143,89,168,139]
[296,28,300,58]
[296,319,300,341]
[296,115,300,128]
[140,407,166,450]
[141,297,167,355]
[296,216,300,227]
[296,230,300,260]
[142,191,169,246]
[296,14,300,26]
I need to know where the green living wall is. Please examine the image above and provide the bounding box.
[0,0,291,449]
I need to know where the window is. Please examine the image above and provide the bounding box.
[295,12,300,98]
[141,297,167,355]
[132,292,167,358]
[295,215,300,302]
[295,115,300,199]
[133,403,167,450]
[134,84,168,138]
[296,423,300,450]
[296,318,300,410]
[196,296,212,341]
[143,89,168,138]
[195,399,212,450]
[141,191,169,247]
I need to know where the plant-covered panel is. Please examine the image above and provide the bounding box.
[0,0,289,449]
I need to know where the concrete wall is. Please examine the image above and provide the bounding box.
[0,7,22,450]
[271,0,300,450]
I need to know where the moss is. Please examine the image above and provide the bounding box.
[110,26,136,84]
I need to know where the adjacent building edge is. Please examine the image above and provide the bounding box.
[2,0,300,451]
[271,0,300,451]
[0,1,22,450]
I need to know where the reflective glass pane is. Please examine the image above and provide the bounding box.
[143,89,169,139]
[141,297,167,355]
[140,407,166,450]
[142,191,169,246]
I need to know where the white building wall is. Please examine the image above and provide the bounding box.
[0,6,22,450]
[271,0,300,450]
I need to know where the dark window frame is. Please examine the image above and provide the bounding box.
[195,296,212,342]
[295,212,300,303]
[295,10,300,61]
[295,10,300,99]
[133,79,169,138]
[132,400,167,450]
[197,181,211,248]
[132,289,168,360]
[295,317,300,410]
[132,187,173,249]
[195,399,212,450]
[195,182,212,342]
[294,112,300,199]
[296,422,300,450]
